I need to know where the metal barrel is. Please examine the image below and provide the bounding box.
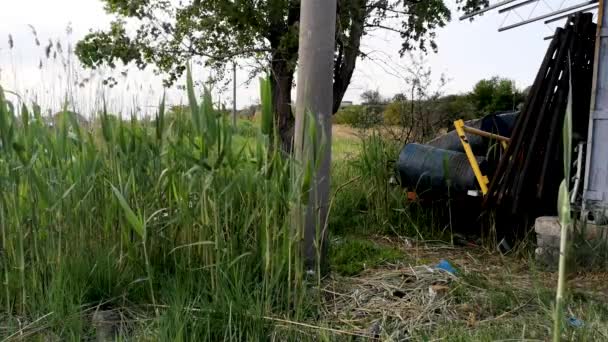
[427,111,518,155]
[396,143,487,194]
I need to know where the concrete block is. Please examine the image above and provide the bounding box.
[534,216,560,237]
[534,216,608,269]
[535,246,560,269]
[534,217,563,268]
[537,234,560,248]
[92,310,121,342]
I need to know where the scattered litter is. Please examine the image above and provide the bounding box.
[435,259,457,275]
[431,284,450,293]
[567,315,584,328]
[453,233,478,247]
[467,190,481,197]
[497,238,512,255]
[429,284,450,300]
[388,175,399,186]
[407,191,417,201]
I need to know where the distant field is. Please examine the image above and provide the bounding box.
[332,125,362,160]
[232,120,364,161]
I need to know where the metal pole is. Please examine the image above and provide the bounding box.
[232,62,237,127]
[498,0,539,14]
[294,0,337,271]
[583,0,608,217]
[544,4,599,24]
[498,0,598,32]
[459,0,520,20]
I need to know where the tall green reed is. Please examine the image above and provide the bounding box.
[553,61,573,342]
[330,134,439,240]
[0,69,312,339]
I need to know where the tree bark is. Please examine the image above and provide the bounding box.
[270,0,365,151]
[266,1,299,153]
[271,57,295,152]
[332,0,366,114]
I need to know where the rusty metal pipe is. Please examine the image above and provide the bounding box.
[462,126,511,143]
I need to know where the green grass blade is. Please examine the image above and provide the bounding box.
[553,56,573,342]
[20,103,29,134]
[111,184,144,238]
[156,92,166,143]
[260,76,273,136]
[0,86,12,150]
[202,87,217,145]
[186,64,201,134]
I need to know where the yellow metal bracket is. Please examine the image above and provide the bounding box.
[454,119,491,195]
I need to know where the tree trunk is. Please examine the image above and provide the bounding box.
[269,0,365,150]
[332,0,365,114]
[271,57,295,152]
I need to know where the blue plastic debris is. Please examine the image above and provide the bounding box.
[567,316,584,328]
[436,259,457,275]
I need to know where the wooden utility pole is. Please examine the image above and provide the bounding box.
[294,0,337,271]
[232,62,237,127]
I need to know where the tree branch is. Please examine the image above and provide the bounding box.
[363,23,405,35]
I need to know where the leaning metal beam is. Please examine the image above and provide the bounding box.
[498,0,539,14]
[498,0,599,32]
[544,3,599,24]
[542,3,599,40]
[459,0,520,20]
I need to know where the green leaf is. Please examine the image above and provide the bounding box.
[118,115,127,153]
[306,109,318,162]
[32,101,42,122]
[21,103,29,133]
[563,72,573,183]
[101,100,113,143]
[558,180,571,226]
[111,184,144,238]
[66,109,83,148]
[558,56,573,224]
[202,86,217,145]
[0,86,13,150]
[553,57,574,342]
[186,64,201,134]
[156,92,166,142]
[260,75,273,136]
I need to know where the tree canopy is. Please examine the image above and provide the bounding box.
[76,0,489,148]
[360,89,385,105]
[471,76,524,114]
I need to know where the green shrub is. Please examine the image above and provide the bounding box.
[333,105,363,125]
[330,135,442,238]
[236,119,259,138]
[330,237,404,276]
[333,105,383,128]
[383,101,410,126]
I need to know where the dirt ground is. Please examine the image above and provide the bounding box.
[320,237,608,341]
[333,125,363,140]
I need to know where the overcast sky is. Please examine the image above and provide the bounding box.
[0,0,595,116]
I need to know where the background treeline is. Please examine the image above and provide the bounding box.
[334,76,527,141]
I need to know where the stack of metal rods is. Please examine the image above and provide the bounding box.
[486,13,596,218]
